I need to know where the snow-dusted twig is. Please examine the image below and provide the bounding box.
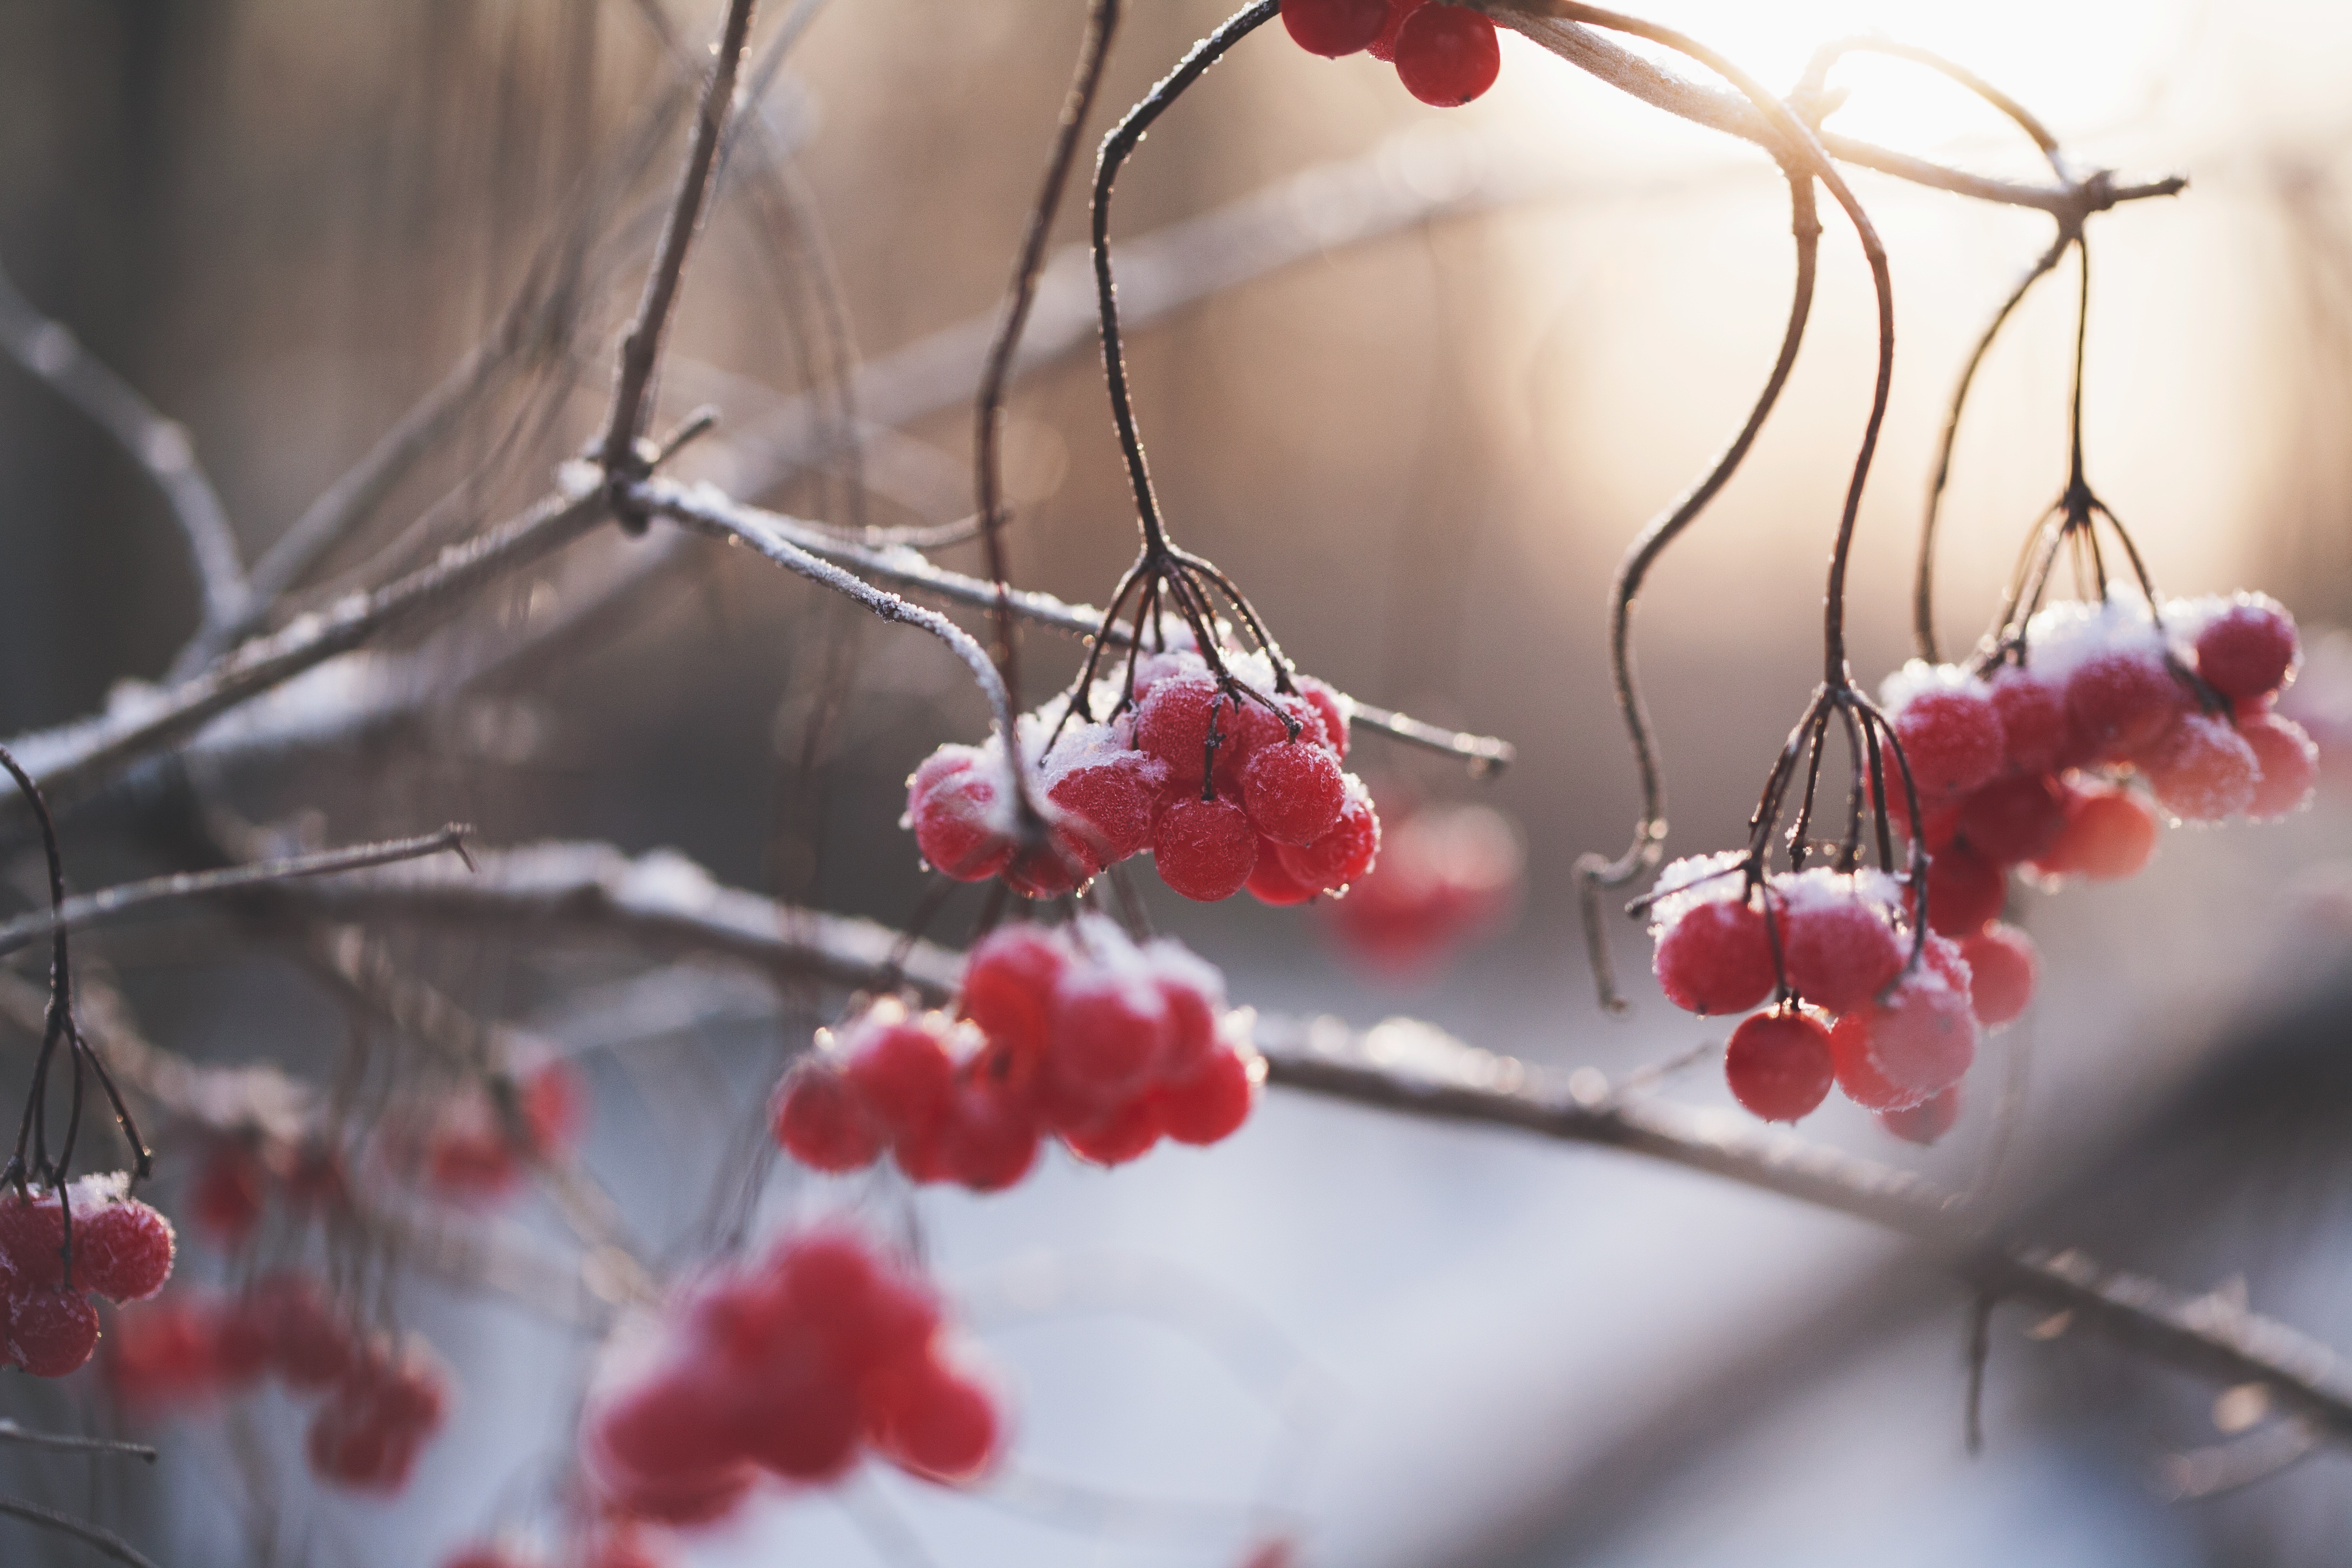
[0,824,472,961]
[0,257,247,647]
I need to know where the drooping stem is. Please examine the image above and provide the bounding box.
[1796,38,2068,178]
[977,0,1123,711]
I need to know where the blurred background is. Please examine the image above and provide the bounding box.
[3,0,2352,1563]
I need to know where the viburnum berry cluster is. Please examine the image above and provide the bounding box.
[1881,591,2316,898]
[1281,0,1503,107]
[1650,857,1986,1139]
[583,1226,1002,1524]
[0,1175,173,1376]
[186,1130,351,1246]
[405,1060,585,1204]
[906,639,1376,907]
[107,1272,452,1491]
[774,916,1261,1182]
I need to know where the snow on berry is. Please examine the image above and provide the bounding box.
[583,1225,1003,1524]
[2140,712,2259,823]
[0,1174,178,1380]
[770,921,1259,1190]
[1648,854,1774,1016]
[1834,933,1978,1097]
[1879,662,2007,802]
[1774,870,1906,1014]
[2240,712,2319,819]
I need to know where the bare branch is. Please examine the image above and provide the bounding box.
[0,1496,159,1568]
[0,1421,156,1463]
[0,825,472,961]
[0,256,247,644]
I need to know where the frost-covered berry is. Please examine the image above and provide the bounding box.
[841,1019,958,1145]
[1276,792,1380,893]
[1246,846,1321,906]
[1959,923,2037,1026]
[867,1354,1003,1485]
[2031,785,2158,881]
[1653,899,1776,1016]
[2141,712,2259,822]
[9,1288,101,1377]
[1723,1010,1834,1123]
[1837,947,1977,1096]
[1294,675,1350,759]
[2067,649,2183,761]
[908,753,1013,881]
[1136,675,1228,789]
[1780,894,1902,1013]
[940,1081,1041,1194]
[1888,684,2005,801]
[1956,773,2069,865]
[1242,743,1346,846]
[958,925,1066,1077]
[76,1199,176,1303]
[772,1063,884,1173]
[1392,3,1500,105]
[2241,712,2320,820]
[1877,1086,1961,1146]
[1051,972,1171,1104]
[2194,598,2298,700]
[1048,753,1165,865]
[1829,1012,1929,1112]
[1987,668,2068,776]
[1279,0,1389,57]
[1153,797,1257,901]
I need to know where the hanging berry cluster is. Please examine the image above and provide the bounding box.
[774,917,1261,1183]
[0,1176,173,1376]
[1649,857,1987,1138]
[1883,593,2316,895]
[906,639,1377,907]
[583,1227,1002,1524]
[1282,0,1502,107]
[403,1060,585,1205]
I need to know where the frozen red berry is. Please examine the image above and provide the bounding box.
[1987,668,2068,775]
[2241,712,2319,820]
[1136,675,1228,789]
[1280,0,1389,57]
[1889,686,2006,801]
[867,1355,1003,1484]
[1246,845,1321,906]
[1723,1010,1834,1123]
[1959,923,2036,1026]
[772,1063,884,1173]
[2142,712,2259,822]
[1842,958,1977,1096]
[909,757,1014,881]
[76,1199,175,1303]
[1392,3,1500,106]
[2195,599,2298,700]
[1780,895,1903,1013]
[1242,743,1346,846]
[1049,754,1165,864]
[2067,649,2183,761]
[940,1080,1042,1193]
[1368,0,1430,60]
[1956,773,2069,865]
[1051,971,1171,1103]
[9,1287,100,1377]
[1061,1095,1164,1166]
[842,1019,958,1143]
[1920,841,2005,937]
[1878,1086,1961,1146]
[1153,797,1257,901]
[1276,793,1380,893]
[2031,785,2158,881]
[1000,837,1088,899]
[1828,1010,1931,1112]
[1294,676,1350,759]
[1653,898,1775,1016]
[960,925,1066,1078]
[1158,1046,1258,1145]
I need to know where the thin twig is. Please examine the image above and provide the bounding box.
[0,1496,159,1568]
[0,825,473,961]
[0,1421,156,1463]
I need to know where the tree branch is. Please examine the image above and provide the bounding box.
[0,1497,159,1568]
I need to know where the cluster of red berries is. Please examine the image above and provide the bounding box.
[404,1061,585,1204]
[1650,857,1990,1139]
[187,1131,350,1246]
[907,642,1377,907]
[0,1176,174,1377]
[1325,797,1522,977]
[775,918,1261,1183]
[108,1272,451,1490]
[440,1527,669,1568]
[1283,0,1502,107]
[1882,592,2316,902]
[584,1227,1002,1525]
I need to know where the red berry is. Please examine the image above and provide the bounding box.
[1136,675,1228,790]
[1368,0,1430,60]
[1920,841,2005,937]
[868,1354,1003,1484]
[2141,713,2259,822]
[1001,836,1089,899]
[1653,899,1776,1016]
[1723,1011,1835,1123]
[1049,754,1166,864]
[2195,599,2298,700]
[2241,712,2319,820]
[1959,924,2037,1026]
[1779,895,1903,1013]
[1392,4,1500,106]
[772,1063,884,1173]
[106,1293,221,1410]
[1247,843,1321,906]
[908,754,1015,882]
[1828,1010,1932,1112]
[1051,972,1171,1103]
[1878,1086,1961,1146]
[1276,794,1381,893]
[940,1080,1041,1193]
[1890,687,2006,802]
[2067,649,2184,761]
[744,1357,863,1481]
[1061,1095,1165,1166]
[1987,668,2068,775]
[1158,1046,1258,1145]
[1956,773,2069,865]
[960,925,1066,1077]
[1242,743,1346,846]
[1841,960,1977,1096]
[842,1019,958,1142]
[2031,785,2158,881]
[192,1141,269,1244]
[1280,0,1389,58]
[1153,797,1257,901]
[76,1199,175,1303]
[8,1287,100,1377]
[0,1190,72,1290]
[1294,675,1350,759]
